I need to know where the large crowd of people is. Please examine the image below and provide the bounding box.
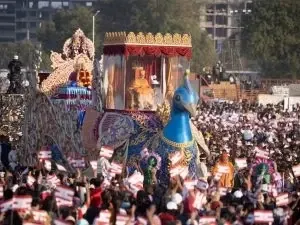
[0,101,300,225]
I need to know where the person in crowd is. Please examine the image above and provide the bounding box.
[0,100,300,225]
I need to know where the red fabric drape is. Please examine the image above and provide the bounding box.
[103,45,192,59]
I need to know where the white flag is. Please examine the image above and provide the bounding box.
[116,215,131,225]
[254,210,274,223]
[27,175,36,186]
[70,159,85,168]
[292,164,300,177]
[53,219,69,225]
[199,216,216,225]
[13,196,32,210]
[235,158,247,169]
[38,151,51,160]
[56,163,67,172]
[0,185,3,199]
[184,180,197,190]
[55,186,74,201]
[55,197,73,207]
[255,149,269,159]
[0,199,13,213]
[276,193,289,206]
[96,210,111,224]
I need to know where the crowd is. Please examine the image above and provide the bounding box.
[0,101,300,225]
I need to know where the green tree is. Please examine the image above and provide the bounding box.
[37,6,101,57]
[97,0,216,73]
[242,0,300,78]
[0,41,51,71]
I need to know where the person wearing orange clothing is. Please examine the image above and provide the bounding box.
[212,151,235,188]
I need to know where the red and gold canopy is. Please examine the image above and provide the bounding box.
[103,32,192,59]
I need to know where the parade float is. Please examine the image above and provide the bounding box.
[0,29,209,181]
[0,29,101,166]
[81,32,210,184]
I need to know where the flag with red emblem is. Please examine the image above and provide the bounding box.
[199,216,216,225]
[38,150,51,160]
[0,199,13,213]
[137,217,148,225]
[55,186,74,201]
[292,164,300,177]
[23,222,42,225]
[276,193,289,207]
[235,158,247,169]
[184,180,197,190]
[53,219,69,225]
[70,158,85,168]
[100,146,114,159]
[255,148,269,159]
[47,174,61,186]
[0,185,3,199]
[116,214,132,225]
[95,210,111,225]
[254,210,274,223]
[13,196,32,210]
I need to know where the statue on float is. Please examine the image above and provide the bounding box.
[7,55,24,94]
[41,29,94,95]
[129,67,154,109]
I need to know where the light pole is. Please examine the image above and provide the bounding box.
[92,10,100,45]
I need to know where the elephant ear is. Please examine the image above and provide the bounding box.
[97,112,136,148]
[190,121,210,156]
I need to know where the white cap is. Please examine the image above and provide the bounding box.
[171,193,183,205]
[233,190,243,198]
[14,55,18,60]
[166,201,178,210]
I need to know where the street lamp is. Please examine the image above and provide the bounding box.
[92,10,100,45]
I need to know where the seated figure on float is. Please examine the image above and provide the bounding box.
[68,55,92,88]
[128,68,154,110]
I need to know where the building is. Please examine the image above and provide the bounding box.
[0,0,96,43]
[199,0,252,71]
[0,0,16,42]
[200,0,252,47]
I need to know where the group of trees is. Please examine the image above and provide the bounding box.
[242,0,300,78]
[37,0,217,74]
[0,41,51,71]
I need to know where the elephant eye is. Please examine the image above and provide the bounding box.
[175,95,181,102]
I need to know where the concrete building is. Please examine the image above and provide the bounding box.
[199,0,252,71]
[200,0,252,48]
[0,0,96,43]
[0,0,16,42]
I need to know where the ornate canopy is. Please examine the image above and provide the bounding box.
[103,32,192,59]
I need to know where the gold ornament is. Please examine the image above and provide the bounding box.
[104,32,192,47]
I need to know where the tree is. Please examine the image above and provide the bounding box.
[97,0,216,73]
[37,6,101,57]
[242,0,300,78]
[0,41,51,71]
